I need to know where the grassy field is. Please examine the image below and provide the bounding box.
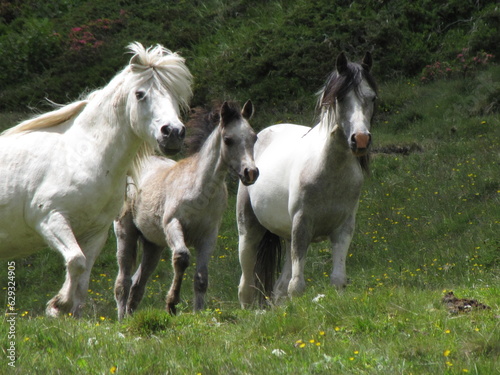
[1,69,499,374]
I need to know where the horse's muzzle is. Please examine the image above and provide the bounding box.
[157,124,186,155]
[350,132,371,156]
[241,167,259,186]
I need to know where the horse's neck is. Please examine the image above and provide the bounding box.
[191,126,227,189]
[313,116,353,171]
[67,99,141,180]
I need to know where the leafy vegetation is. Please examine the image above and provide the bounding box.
[1,0,499,118]
[1,1,499,374]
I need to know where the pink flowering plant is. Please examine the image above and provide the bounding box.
[67,13,126,52]
[421,48,494,83]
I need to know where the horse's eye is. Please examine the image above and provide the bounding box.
[223,136,233,146]
[135,91,146,100]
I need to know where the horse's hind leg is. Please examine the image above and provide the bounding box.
[236,185,267,308]
[113,211,140,320]
[273,240,292,303]
[165,218,190,315]
[126,239,163,316]
[37,212,87,317]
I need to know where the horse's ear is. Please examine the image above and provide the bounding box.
[336,52,348,75]
[362,52,372,72]
[241,100,254,120]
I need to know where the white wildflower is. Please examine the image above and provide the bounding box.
[272,349,286,357]
[312,294,326,303]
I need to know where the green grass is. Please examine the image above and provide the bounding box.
[1,71,500,374]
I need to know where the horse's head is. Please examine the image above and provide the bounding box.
[320,52,378,157]
[219,100,259,186]
[127,80,185,155]
[124,43,193,156]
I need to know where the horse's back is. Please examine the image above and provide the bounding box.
[254,123,310,156]
[137,155,177,186]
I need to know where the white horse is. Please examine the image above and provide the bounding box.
[114,101,258,319]
[0,42,193,317]
[237,52,377,307]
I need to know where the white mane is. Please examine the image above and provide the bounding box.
[1,42,193,137]
[126,42,193,112]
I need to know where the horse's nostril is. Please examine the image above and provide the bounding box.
[161,125,172,137]
[244,168,259,183]
[352,132,371,149]
[179,127,186,139]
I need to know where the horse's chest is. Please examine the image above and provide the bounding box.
[291,169,363,235]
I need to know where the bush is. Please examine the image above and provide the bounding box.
[1,0,499,112]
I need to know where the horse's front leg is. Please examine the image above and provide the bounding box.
[113,210,140,321]
[193,229,218,312]
[36,212,87,317]
[126,239,163,316]
[237,185,267,308]
[329,215,356,289]
[165,218,190,315]
[288,213,312,297]
[73,226,111,317]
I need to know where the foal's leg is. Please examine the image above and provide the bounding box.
[236,185,267,308]
[114,211,140,321]
[165,218,190,315]
[288,213,312,297]
[37,212,87,317]
[126,239,163,316]
[329,215,356,289]
[193,229,218,312]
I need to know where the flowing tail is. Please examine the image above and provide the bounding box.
[254,231,282,305]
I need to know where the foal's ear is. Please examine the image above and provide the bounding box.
[220,101,239,127]
[336,52,349,75]
[362,52,373,72]
[220,101,230,127]
[241,100,254,120]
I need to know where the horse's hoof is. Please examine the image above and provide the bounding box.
[46,305,60,318]
[167,304,177,316]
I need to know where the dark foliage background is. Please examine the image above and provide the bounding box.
[1,0,499,120]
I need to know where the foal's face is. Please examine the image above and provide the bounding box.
[128,81,186,156]
[335,78,376,157]
[220,100,259,186]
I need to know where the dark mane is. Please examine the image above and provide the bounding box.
[319,61,377,175]
[184,101,243,155]
[320,62,378,107]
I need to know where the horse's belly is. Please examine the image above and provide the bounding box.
[249,184,292,239]
[0,211,45,257]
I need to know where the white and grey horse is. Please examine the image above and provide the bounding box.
[114,100,258,319]
[237,52,377,307]
[0,42,192,316]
